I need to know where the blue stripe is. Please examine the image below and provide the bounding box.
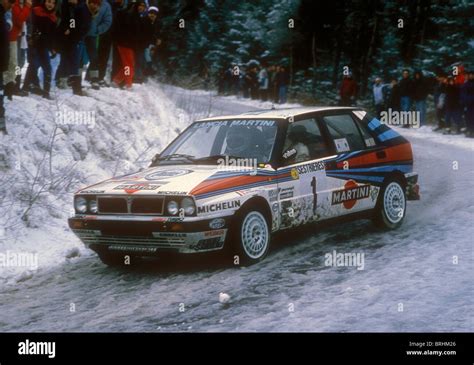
[377,129,400,142]
[326,173,385,183]
[368,118,382,130]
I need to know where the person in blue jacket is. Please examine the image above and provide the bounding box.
[85,0,111,89]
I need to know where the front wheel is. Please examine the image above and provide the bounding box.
[230,208,271,266]
[373,179,406,229]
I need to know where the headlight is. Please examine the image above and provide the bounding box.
[89,199,98,214]
[180,197,196,216]
[167,200,179,215]
[75,197,87,213]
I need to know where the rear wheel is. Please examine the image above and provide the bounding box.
[373,179,406,229]
[230,207,271,266]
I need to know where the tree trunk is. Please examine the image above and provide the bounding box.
[312,32,317,96]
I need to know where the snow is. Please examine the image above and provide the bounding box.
[0,80,191,284]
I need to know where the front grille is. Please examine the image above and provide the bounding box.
[74,230,186,248]
[98,197,127,213]
[97,196,165,215]
[131,197,164,214]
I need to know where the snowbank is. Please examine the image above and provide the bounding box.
[0,81,191,283]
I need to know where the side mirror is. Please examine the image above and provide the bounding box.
[151,153,160,164]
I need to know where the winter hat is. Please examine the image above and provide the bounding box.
[148,6,158,13]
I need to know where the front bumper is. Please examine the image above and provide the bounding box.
[68,214,232,255]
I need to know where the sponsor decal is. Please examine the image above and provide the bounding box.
[370,187,378,202]
[114,183,160,194]
[296,161,325,175]
[209,218,226,229]
[157,191,188,195]
[80,189,105,194]
[272,202,279,213]
[153,232,187,238]
[108,245,157,253]
[331,180,370,209]
[291,168,299,180]
[198,200,241,214]
[365,138,376,147]
[268,189,280,202]
[204,229,225,237]
[193,120,276,128]
[279,187,294,200]
[334,138,350,153]
[283,148,297,159]
[145,169,192,180]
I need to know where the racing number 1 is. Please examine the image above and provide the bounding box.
[311,177,317,215]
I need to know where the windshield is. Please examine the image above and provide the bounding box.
[156,119,279,165]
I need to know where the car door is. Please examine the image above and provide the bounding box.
[318,111,381,218]
[276,117,335,229]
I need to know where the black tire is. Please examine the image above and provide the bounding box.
[373,178,407,229]
[228,206,271,266]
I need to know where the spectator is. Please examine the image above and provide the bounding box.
[276,65,289,104]
[461,71,474,138]
[399,69,412,112]
[56,0,92,96]
[339,74,357,106]
[4,0,31,99]
[133,0,148,84]
[85,0,111,90]
[111,0,141,89]
[444,77,462,134]
[22,0,57,99]
[372,77,388,119]
[141,5,160,79]
[267,64,276,102]
[1,0,16,134]
[387,78,401,112]
[412,70,429,126]
[16,8,27,90]
[433,73,447,132]
[258,63,269,101]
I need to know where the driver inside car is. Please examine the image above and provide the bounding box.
[224,126,266,161]
[285,125,311,163]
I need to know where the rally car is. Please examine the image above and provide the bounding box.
[68,107,420,266]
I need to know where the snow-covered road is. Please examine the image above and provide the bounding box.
[0,84,472,332]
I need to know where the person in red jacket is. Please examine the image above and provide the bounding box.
[3,0,31,99]
[339,74,357,106]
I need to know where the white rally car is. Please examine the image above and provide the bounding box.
[69,107,419,266]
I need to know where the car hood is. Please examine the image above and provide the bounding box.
[76,164,274,197]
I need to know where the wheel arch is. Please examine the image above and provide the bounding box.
[382,170,407,188]
[237,196,272,225]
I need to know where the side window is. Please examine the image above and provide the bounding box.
[323,114,366,152]
[282,118,330,165]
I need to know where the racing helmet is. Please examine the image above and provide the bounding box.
[225,126,252,155]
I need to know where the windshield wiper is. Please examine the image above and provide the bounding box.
[193,154,246,163]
